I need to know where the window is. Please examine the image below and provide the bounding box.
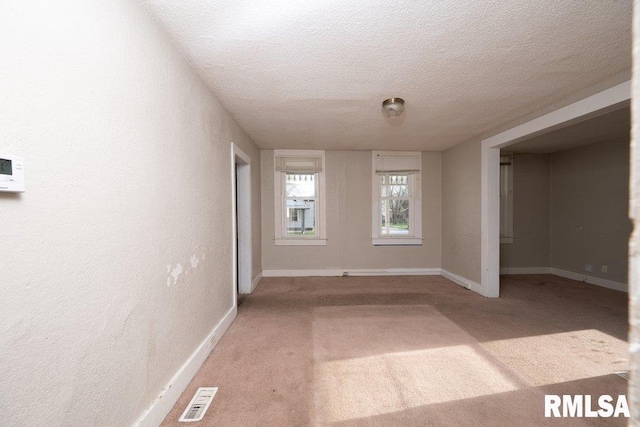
[274,150,326,245]
[284,174,316,236]
[500,153,514,243]
[372,151,422,245]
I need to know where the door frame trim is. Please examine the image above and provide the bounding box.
[231,143,252,305]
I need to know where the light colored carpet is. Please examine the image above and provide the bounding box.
[160,274,628,426]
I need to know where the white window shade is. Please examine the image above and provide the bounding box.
[374,155,421,174]
[275,156,323,173]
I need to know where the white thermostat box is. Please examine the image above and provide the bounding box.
[0,154,25,192]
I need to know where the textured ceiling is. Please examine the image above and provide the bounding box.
[509,106,630,154]
[140,0,632,151]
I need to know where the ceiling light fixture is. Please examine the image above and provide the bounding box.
[381,98,405,118]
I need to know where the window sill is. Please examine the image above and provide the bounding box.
[275,238,327,246]
[500,237,514,244]
[372,238,423,246]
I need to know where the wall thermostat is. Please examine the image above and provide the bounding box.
[0,154,25,192]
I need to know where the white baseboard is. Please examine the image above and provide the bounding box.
[498,266,628,292]
[134,305,237,427]
[550,267,628,293]
[440,269,487,297]
[250,272,262,293]
[262,269,342,277]
[500,267,552,275]
[262,268,441,277]
[345,268,441,276]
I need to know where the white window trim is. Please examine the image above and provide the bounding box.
[372,151,423,246]
[274,150,326,246]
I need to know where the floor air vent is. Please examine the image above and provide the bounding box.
[614,370,630,380]
[179,387,218,422]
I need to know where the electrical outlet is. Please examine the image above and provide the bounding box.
[584,264,593,273]
[602,265,608,273]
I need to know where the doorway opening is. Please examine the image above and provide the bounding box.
[480,81,631,297]
[231,143,252,308]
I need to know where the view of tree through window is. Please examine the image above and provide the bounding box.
[380,174,410,235]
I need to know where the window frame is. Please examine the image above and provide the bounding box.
[500,153,514,244]
[274,150,326,246]
[371,151,423,246]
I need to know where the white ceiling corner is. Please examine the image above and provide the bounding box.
[139,0,632,151]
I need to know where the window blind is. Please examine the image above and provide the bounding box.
[374,155,420,175]
[275,156,323,173]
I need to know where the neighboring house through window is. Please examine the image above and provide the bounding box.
[274,150,326,245]
[372,151,423,245]
[289,208,299,222]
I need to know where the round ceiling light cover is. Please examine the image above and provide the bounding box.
[382,98,405,118]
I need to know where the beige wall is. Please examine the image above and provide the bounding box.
[0,1,260,425]
[551,138,631,284]
[500,154,552,269]
[499,139,630,286]
[440,72,630,288]
[261,150,441,271]
[441,139,482,283]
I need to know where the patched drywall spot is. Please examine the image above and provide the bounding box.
[190,254,199,268]
[165,247,210,287]
[172,263,183,280]
[170,263,183,286]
